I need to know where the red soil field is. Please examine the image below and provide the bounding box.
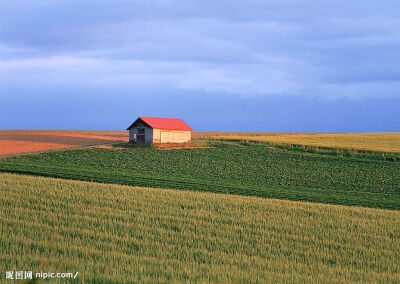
[0,130,128,156]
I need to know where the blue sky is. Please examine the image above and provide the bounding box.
[1,0,399,131]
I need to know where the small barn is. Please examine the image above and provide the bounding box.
[126,117,193,144]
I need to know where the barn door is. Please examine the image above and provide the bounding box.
[137,128,145,143]
[160,131,169,143]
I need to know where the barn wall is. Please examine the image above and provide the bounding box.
[153,129,161,143]
[145,128,153,143]
[129,128,191,143]
[129,126,153,143]
[153,129,191,143]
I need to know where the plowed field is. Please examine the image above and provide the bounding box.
[0,130,128,156]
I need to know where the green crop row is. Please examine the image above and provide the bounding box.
[1,144,399,209]
[1,159,399,210]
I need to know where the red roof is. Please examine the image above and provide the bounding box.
[127,117,193,131]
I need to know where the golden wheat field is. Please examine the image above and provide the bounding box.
[194,132,400,153]
[1,173,399,283]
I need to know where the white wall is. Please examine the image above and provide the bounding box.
[153,129,191,143]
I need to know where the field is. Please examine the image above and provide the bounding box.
[194,132,400,153]
[1,131,399,282]
[0,130,128,156]
[2,131,399,155]
[1,140,399,210]
[1,173,399,283]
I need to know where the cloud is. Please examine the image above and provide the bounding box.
[0,55,301,95]
[1,0,400,99]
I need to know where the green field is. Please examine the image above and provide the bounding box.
[0,142,399,209]
[1,173,399,283]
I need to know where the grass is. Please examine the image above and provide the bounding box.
[194,132,400,153]
[0,142,399,210]
[1,173,399,283]
[211,138,400,162]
